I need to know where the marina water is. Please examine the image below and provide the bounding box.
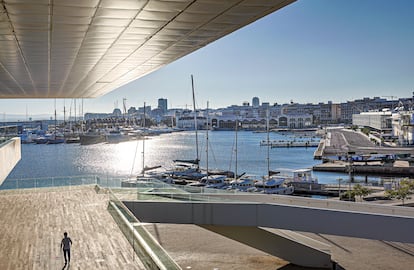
[4,131,381,185]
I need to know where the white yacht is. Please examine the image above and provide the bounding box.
[204,175,228,189]
[254,177,294,195]
[228,177,256,192]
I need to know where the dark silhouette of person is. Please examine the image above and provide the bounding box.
[61,232,72,265]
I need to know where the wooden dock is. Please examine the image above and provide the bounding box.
[0,186,145,270]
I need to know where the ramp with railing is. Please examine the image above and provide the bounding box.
[107,189,181,270]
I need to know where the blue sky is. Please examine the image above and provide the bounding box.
[1,0,414,119]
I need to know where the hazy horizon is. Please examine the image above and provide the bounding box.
[1,93,409,122]
[1,0,413,117]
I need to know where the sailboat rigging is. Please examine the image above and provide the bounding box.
[192,75,200,168]
[173,75,201,167]
[253,109,294,194]
[141,102,146,176]
[206,101,209,179]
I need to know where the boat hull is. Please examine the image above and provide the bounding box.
[79,134,105,145]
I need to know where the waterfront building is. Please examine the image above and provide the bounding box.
[252,97,260,107]
[352,110,393,132]
[127,106,138,117]
[341,97,392,124]
[112,108,122,117]
[176,114,207,130]
[331,103,342,124]
[177,95,413,128]
[77,95,414,130]
[158,98,168,114]
[138,105,152,116]
[392,111,414,145]
[210,102,312,130]
[84,110,126,120]
[84,113,111,121]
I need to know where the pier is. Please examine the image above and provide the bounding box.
[261,139,320,148]
[313,160,414,176]
[313,128,414,176]
[317,128,414,157]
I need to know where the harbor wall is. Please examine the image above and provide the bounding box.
[0,137,21,185]
[313,163,414,176]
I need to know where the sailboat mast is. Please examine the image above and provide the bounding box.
[191,75,199,167]
[266,109,270,178]
[68,100,72,132]
[63,100,66,126]
[235,118,238,180]
[142,102,146,176]
[81,98,84,132]
[54,99,57,137]
[74,99,77,132]
[206,101,209,179]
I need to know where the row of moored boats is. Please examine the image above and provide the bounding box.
[121,160,318,195]
[19,127,180,145]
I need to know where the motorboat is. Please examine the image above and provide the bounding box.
[167,160,207,181]
[227,177,256,192]
[46,134,65,144]
[204,175,228,189]
[79,130,106,145]
[105,129,130,144]
[254,177,294,195]
[188,175,229,189]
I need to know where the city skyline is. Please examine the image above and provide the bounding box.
[1,0,413,118]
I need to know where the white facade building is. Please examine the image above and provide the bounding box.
[352,110,392,131]
[392,111,414,145]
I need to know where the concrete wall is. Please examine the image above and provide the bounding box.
[0,137,21,185]
[124,200,414,243]
[200,225,332,268]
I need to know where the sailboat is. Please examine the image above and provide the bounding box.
[46,100,65,144]
[187,101,233,189]
[227,119,256,191]
[168,75,206,183]
[253,110,294,195]
[121,102,170,187]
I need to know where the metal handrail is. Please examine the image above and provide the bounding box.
[108,188,181,270]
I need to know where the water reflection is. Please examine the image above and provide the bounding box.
[6,131,391,184]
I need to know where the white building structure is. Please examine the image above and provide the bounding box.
[352,110,392,131]
[392,111,414,145]
[176,111,207,130]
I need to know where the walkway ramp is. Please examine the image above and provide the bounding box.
[0,186,145,270]
[124,199,414,243]
[200,225,331,268]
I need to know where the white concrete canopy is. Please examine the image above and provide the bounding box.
[0,0,295,98]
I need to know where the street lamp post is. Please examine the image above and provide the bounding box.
[347,151,355,201]
[337,178,343,198]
